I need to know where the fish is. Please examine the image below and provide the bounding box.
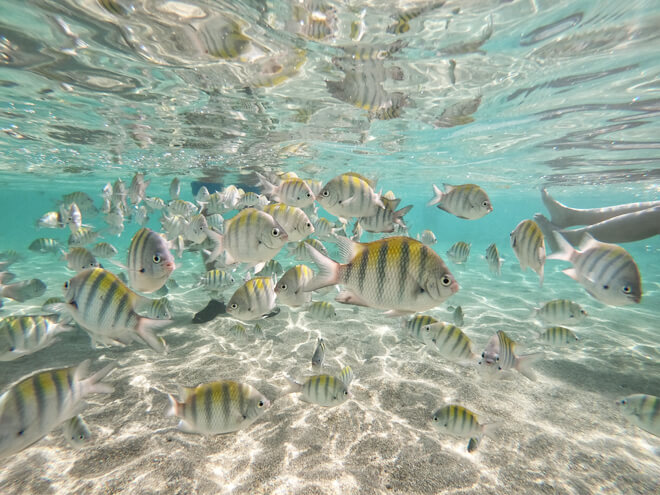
[311,337,326,370]
[351,221,363,242]
[427,183,492,220]
[538,327,579,346]
[616,394,660,437]
[431,405,496,439]
[68,226,100,247]
[510,219,546,286]
[196,269,235,292]
[197,17,253,60]
[387,1,446,34]
[61,247,101,272]
[467,436,481,453]
[359,198,413,234]
[160,214,187,240]
[261,203,314,243]
[485,243,502,275]
[185,214,208,244]
[291,238,328,261]
[434,96,482,128]
[548,233,642,306]
[422,322,477,362]
[167,380,270,435]
[168,199,198,218]
[256,173,316,208]
[237,192,268,210]
[140,297,173,320]
[57,201,81,231]
[307,301,337,320]
[313,217,340,238]
[286,366,353,407]
[0,279,47,302]
[205,208,288,272]
[0,359,114,459]
[304,236,459,316]
[29,238,59,253]
[0,251,20,264]
[169,178,180,200]
[192,299,226,324]
[37,211,62,229]
[134,205,149,226]
[450,305,464,326]
[62,267,170,352]
[0,272,16,284]
[91,242,118,258]
[195,186,211,204]
[63,415,91,448]
[275,265,314,307]
[447,241,471,264]
[61,192,97,215]
[144,197,166,211]
[126,228,176,293]
[206,213,224,232]
[228,323,248,340]
[317,173,385,223]
[479,331,543,381]
[226,277,277,321]
[128,173,150,205]
[403,314,438,342]
[111,179,127,210]
[417,230,437,246]
[535,299,587,325]
[257,260,284,278]
[0,315,72,361]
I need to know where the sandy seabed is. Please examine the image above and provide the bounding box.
[1,254,659,495]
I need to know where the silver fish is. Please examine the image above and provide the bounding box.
[417,230,437,246]
[485,243,501,275]
[62,247,101,272]
[616,394,660,437]
[126,228,176,293]
[422,322,477,362]
[256,173,316,208]
[37,211,63,229]
[29,238,59,253]
[447,241,471,264]
[63,415,91,448]
[0,279,47,302]
[287,366,353,407]
[128,172,150,205]
[275,265,314,307]
[311,337,326,370]
[0,315,72,361]
[169,178,180,200]
[196,269,235,292]
[431,405,496,439]
[538,326,579,346]
[68,226,100,247]
[91,242,118,258]
[403,314,438,342]
[427,183,492,220]
[317,173,385,223]
[479,331,543,381]
[261,203,314,243]
[308,301,336,320]
[359,198,413,234]
[226,277,277,321]
[535,299,587,325]
[510,219,546,286]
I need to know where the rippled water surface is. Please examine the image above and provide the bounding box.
[1,0,659,494]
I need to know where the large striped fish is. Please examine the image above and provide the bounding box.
[261,203,315,243]
[63,267,170,352]
[427,183,492,220]
[0,359,114,458]
[126,228,175,293]
[616,394,660,437]
[287,366,353,407]
[510,219,546,286]
[535,299,587,325]
[422,322,477,362]
[226,277,277,321]
[0,315,72,361]
[479,331,543,381]
[317,173,385,223]
[548,233,642,306]
[275,264,314,307]
[167,380,270,434]
[305,236,459,316]
[256,173,316,208]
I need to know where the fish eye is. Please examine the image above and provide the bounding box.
[343,390,349,396]
[432,416,438,421]
[306,192,311,198]
[620,399,627,405]
[622,286,631,294]
[603,284,609,290]
[63,281,69,289]
[153,255,161,263]
[306,222,312,228]
[271,228,280,237]
[482,201,488,207]
[322,190,329,197]
[230,303,238,310]
[279,283,287,290]
[481,352,484,358]
[258,400,265,407]
[441,276,451,286]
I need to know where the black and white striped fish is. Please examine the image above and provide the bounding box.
[447,241,471,264]
[479,331,543,381]
[485,243,501,275]
[510,219,545,286]
[427,183,492,220]
[0,315,72,361]
[286,366,353,407]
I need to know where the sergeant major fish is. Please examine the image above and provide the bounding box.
[125,228,176,293]
[0,315,72,361]
[317,173,385,223]
[447,241,471,264]
[510,219,546,286]
[226,277,277,321]
[485,243,502,275]
[63,415,92,448]
[256,173,316,208]
[535,299,587,325]
[275,265,314,307]
[427,183,492,220]
[431,404,496,439]
[616,394,660,437]
[311,337,326,370]
[479,330,543,381]
[286,366,353,407]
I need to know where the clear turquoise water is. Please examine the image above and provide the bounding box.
[1,0,659,493]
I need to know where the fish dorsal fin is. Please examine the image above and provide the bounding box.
[344,172,376,188]
[442,183,455,193]
[577,233,601,253]
[340,366,354,387]
[497,330,514,352]
[382,197,401,210]
[335,236,363,264]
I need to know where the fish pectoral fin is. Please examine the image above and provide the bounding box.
[336,289,370,307]
[562,268,579,281]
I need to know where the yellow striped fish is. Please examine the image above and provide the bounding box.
[126,228,175,293]
[359,198,413,234]
[196,269,235,292]
[62,247,101,272]
[548,233,642,306]
[167,380,270,435]
[479,331,543,381]
[256,173,316,208]
[317,173,385,222]
[275,265,314,307]
[616,394,660,437]
[305,236,459,315]
[510,219,546,286]
[311,337,326,370]
[196,17,252,61]
[0,315,72,361]
[226,277,277,321]
[261,203,314,243]
[63,267,170,352]
[0,359,114,458]
[485,243,501,275]
[431,405,496,439]
[307,301,336,320]
[422,322,477,362]
[37,211,62,229]
[447,241,471,264]
[287,366,353,407]
[427,183,493,220]
[63,415,92,448]
[535,299,587,325]
[403,314,438,342]
[386,1,446,34]
[291,238,328,261]
[29,238,59,253]
[68,226,100,247]
[538,326,579,346]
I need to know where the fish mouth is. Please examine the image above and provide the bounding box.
[164,261,176,273]
[450,281,460,293]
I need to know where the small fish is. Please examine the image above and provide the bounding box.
[144,197,166,211]
[317,173,385,223]
[351,221,363,242]
[276,265,314,307]
[447,242,471,264]
[196,269,235,292]
[205,208,288,271]
[257,259,284,278]
[226,277,277,321]
[616,394,660,437]
[431,405,496,439]
[422,322,477,362]
[538,326,579,346]
[313,217,340,238]
[286,366,353,407]
[359,199,413,234]
[206,213,224,232]
[403,314,438,342]
[167,380,270,435]
[256,173,316,208]
[91,242,118,258]
[140,297,173,320]
[37,211,62,229]
[168,199,198,218]
[0,315,72,361]
[160,214,186,240]
[510,219,546,286]
[61,192,97,215]
[61,247,101,272]
[0,272,16,284]
[417,230,437,246]
[126,228,176,293]
[548,233,642,306]
[62,268,170,352]
[63,415,91,448]
[134,205,149,226]
[434,96,482,128]
[169,178,180,200]
[237,191,268,210]
[68,226,100,247]
[308,301,336,320]
[185,214,208,244]
[197,17,253,60]
[450,305,464,326]
[305,236,459,316]
[535,299,587,325]
[479,331,543,381]
[427,183,492,220]
[261,203,314,243]
[311,337,326,370]
[111,179,127,209]
[195,186,211,204]
[467,436,480,453]
[228,323,247,340]
[291,238,328,261]
[128,173,150,205]
[29,238,59,253]
[0,360,114,459]
[485,243,502,275]
[0,279,47,302]
[386,2,445,34]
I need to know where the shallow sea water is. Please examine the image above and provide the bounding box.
[1,0,660,494]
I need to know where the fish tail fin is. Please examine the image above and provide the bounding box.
[394,205,414,228]
[204,228,224,262]
[255,172,278,198]
[80,361,116,395]
[135,317,170,353]
[340,365,354,387]
[427,184,444,207]
[481,422,499,439]
[546,232,576,264]
[515,352,544,381]
[304,244,340,292]
[283,375,303,395]
[167,393,181,417]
